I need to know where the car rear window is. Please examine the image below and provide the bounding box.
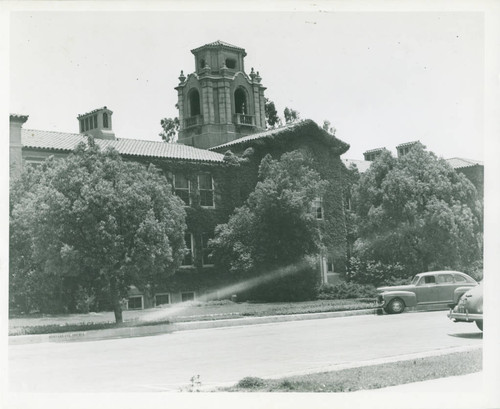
[437,274,454,284]
[454,274,466,282]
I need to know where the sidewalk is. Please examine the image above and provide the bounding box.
[353,371,483,394]
[9,308,377,345]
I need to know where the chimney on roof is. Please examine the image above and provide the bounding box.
[363,147,385,162]
[10,114,29,179]
[396,141,419,158]
[77,107,115,140]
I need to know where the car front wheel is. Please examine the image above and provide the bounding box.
[476,320,483,331]
[385,298,405,314]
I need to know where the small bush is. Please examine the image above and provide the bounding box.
[278,380,297,391]
[317,282,377,300]
[346,258,408,286]
[237,377,266,389]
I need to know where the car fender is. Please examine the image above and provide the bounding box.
[381,291,417,307]
[452,286,474,305]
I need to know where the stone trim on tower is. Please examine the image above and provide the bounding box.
[175,41,267,149]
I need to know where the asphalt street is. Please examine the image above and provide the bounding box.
[8,310,482,393]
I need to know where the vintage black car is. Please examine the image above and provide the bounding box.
[448,282,483,331]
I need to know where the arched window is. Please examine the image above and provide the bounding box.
[103,112,108,128]
[189,89,201,116]
[225,58,236,69]
[234,88,247,114]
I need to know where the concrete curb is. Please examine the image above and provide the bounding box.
[9,308,377,345]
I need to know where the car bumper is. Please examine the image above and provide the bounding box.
[448,309,483,322]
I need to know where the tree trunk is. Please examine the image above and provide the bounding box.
[110,278,123,324]
[113,299,123,324]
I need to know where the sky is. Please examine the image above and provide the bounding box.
[7,6,488,161]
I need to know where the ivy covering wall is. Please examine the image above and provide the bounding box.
[22,120,351,303]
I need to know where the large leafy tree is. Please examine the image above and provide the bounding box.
[10,138,187,322]
[350,143,482,284]
[210,151,327,301]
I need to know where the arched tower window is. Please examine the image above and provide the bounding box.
[103,112,109,128]
[225,58,236,69]
[189,89,201,116]
[234,88,247,114]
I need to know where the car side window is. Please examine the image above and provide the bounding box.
[423,276,436,284]
[454,274,466,283]
[437,274,453,284]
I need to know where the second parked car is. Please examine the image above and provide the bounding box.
[377,271,477,314]
[448,282,483,331]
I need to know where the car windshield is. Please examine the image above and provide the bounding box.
[411,275,420,285]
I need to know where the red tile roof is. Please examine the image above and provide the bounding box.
[446,157,483,169]
[191,40,246,56]
[210,120,350,155]
[21,129,225,163]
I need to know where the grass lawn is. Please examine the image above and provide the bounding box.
[9,298,376,336]
[218,349,482,392]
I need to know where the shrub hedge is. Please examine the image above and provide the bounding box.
[316,282,377,300]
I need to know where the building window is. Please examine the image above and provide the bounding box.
[201,232,214,266]
[80,119,84,133]
[127,296,143,310]
[155,293,170,306]
[181,292,195,302]
[312,197,323,220]
[200,58,206,69]
[235,88,247,114]
[198,173,214,207]
[326,255,334,273]
[93,115,98,128]
[181,233,193,266]
[103,112,108,128]
[225,58,236,69]
[174,174,190,206]
[189,89,201,116]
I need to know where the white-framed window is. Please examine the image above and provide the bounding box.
[181,292,195,302]
[201,232,214,267]
[198,173,214,207]
[155,293,170,306]
[174,174,191,206]
[127,295,143,310]
[181,233,194,267]
[312,197,323,220]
